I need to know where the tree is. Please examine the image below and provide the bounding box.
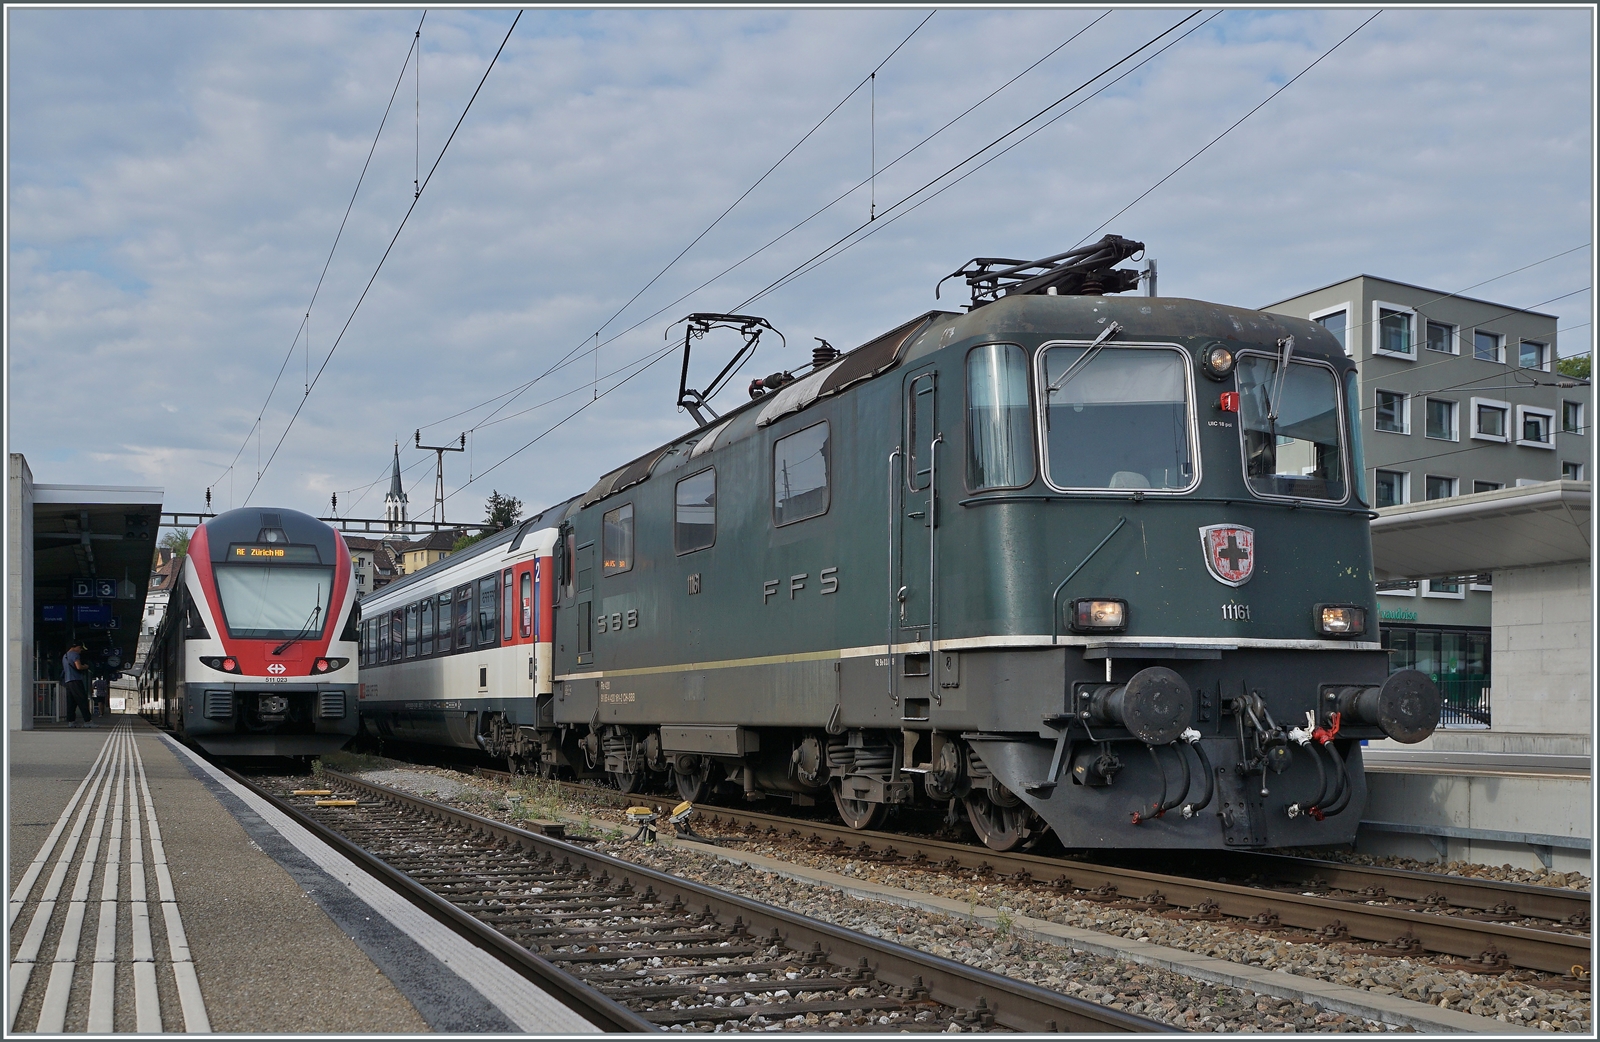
[486,490,523,530]
[158,529,189,564]
[1556,353,1590,379]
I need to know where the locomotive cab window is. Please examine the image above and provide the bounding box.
[602,504,634,575]
[773,421,831,525]
[966,343,1035,491]
[675,468,716,554]
[211,548,332,640]
[1038,344,1195,492]
[1235,354,1348,502]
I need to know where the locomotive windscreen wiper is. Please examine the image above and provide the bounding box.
[1265,335,1295,426]
[1045,321,1122,397]
[272,591,322,655]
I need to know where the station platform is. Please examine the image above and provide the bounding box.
[7,716,598,1034]
[1357,737,1591,875]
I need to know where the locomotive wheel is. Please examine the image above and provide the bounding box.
[611,769,644,794]
[832,786,887,831]
[964,791,1038,852]
[674,760,717,803]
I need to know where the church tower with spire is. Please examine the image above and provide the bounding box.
[383,443,409,532]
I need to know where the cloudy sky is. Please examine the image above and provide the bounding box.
[7,6,1593,524]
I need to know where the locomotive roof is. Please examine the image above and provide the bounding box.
[552,292,1347,514]
[202,506,338,562]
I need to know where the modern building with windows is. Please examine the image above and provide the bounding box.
[1263,275,1590,730]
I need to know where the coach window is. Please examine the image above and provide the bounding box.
[520,570,534,638]
[1038,344,1195,492]
[502,570,515,642]
[1235,354,1348,502]
[966,343,1035,491]
[437,590,453,654]
[391,608,404,660]
[404,603,418,658]
[378,614,389,664]
[477,575,499,645]
[420,598,434,656]
[455,583,472,649]
[675,469,716,554]
[773,421,831,525]
[603,504,634,575]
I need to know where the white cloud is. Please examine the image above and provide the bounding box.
[7,7,1592,519]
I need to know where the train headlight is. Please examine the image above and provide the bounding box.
[1070,598,1128,632]
[312,657,349,673]
[1315,604,1366,637]
[258,694,290,715]
[1200,343,1236,380]
[200,656,241,674]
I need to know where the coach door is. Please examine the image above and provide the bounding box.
[574,539,595,667]
[896,366,941,678]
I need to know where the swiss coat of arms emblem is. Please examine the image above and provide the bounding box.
[1199,525,1255,587]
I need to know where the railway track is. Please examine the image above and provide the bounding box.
[248,768,1171,1033]
[474,770,1590,980]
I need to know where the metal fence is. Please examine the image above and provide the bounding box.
[33,681,59,723]
[1436,674,1490,729]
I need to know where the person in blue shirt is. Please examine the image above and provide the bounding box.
[61,642,93,728]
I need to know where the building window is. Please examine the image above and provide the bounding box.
[1424,474,1457,500]
[1563,400,1584,434]
[675,468,717,554]
[1375,390,1408,433]
[1516,405,1555,448]
[1382,626,1490,728]
[1374,469,1407,507]
[1423,578,1465,598]
[602,503,634,575]
[1519,339,1548,371]
[773,421,832,525]
[1563,461,1585,481]
[1377,580,1416,597]
[1473,480,1503,494]
[1375,305,1415,357]
[1425,321,1455,354]
[1473,330,1503,363]
[1424,398,1457,441]
[1310,304,1350,353]
[1470,397,1509,442]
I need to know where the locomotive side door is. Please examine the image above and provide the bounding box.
[897,365,940,654]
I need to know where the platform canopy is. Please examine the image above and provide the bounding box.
[1369,480,1591,582]
[32,481,165,674]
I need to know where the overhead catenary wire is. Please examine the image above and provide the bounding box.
[211,10,428,494]
[1072,9,1382,248]
[401,11,1208,501]
[244,10,522,506]
[452,10,938,438]
[415,10,1103,441]
[736,9,1217,311]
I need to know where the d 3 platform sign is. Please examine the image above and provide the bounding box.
[70,577,117,599]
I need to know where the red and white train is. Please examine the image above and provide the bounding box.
[142,507,360,757]
[354,516,559,770]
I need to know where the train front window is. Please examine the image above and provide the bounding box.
[1236,355,1347,501]
[212,563,333,640]
[1038,344,1194,492]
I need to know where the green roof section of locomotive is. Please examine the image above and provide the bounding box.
[901,293,1348,368]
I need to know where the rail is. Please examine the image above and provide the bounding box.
[315,770,1171,1033]
[499,773,1590,977]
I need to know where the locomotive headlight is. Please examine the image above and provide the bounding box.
[1315,604,1366,637]
[258,694,290,714]
[1070,598,1128,632]
[1201,343,1236,380]
[313,657,349,673]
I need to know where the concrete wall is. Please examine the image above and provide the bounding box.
[1492,562,1592,738]
[8,454,36,730]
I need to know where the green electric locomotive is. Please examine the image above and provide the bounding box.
[448,237,1442,852]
